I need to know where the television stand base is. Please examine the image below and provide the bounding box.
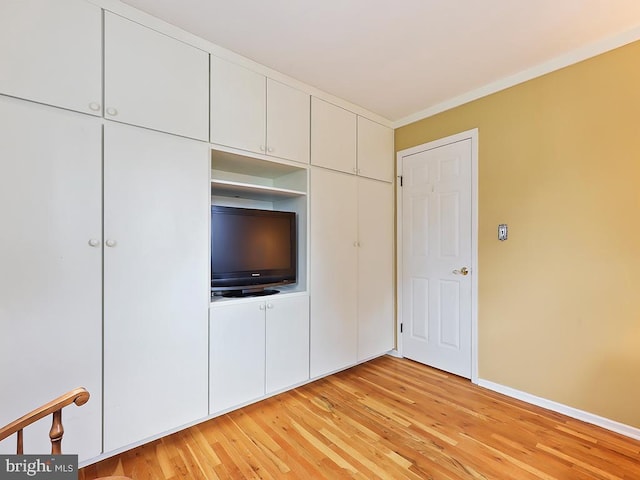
[221,289,280,298]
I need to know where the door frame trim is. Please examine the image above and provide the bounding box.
[395,128,479,383]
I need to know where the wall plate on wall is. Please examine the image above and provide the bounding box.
[498,224,508,241]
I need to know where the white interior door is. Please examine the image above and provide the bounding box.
[401,137,473,378]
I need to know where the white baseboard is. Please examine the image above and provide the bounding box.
[477,379,640,441]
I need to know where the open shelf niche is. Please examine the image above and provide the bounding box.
[210,148,309,295]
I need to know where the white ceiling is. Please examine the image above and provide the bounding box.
[119,0,640,124]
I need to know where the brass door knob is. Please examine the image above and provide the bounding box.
[453,267,469,276]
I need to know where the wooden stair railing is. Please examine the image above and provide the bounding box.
[0,387,131,480]
[0,387,90,455]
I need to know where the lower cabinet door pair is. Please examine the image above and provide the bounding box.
[210,295,310,413]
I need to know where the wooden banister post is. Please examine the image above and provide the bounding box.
[49,410,64,455]
[17,429,23,455]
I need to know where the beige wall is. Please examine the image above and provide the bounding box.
[395,40,640,428]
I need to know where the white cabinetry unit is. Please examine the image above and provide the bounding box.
[104,12,209,140]
[310,168,358,377]
[265,295,310,394]
[211,56,310,163]
[310,167,394,377]
[210,295,309,413]
[0,0,102,116]
[103,123,210,451]
[357,178,394,360]
[0,97,102,461]
[311,97,393,181]
[357,116,394,182]
[210,56,264,155]
[310,97,357,173]
[210,301,265,413]
[266,79,311,164]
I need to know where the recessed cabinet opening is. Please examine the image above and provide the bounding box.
[210,148,309,297]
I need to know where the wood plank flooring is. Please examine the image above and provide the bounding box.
[80,356,640,479]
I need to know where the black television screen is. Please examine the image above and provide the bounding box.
[211,206,297,296]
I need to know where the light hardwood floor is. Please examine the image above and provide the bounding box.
[80,356,640,479]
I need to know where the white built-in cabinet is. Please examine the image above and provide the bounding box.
[310,167,394,378]
[0,97,103,461]
[310,168,358,376]
[102,123,210,451]
[0,0,102,115]
[210,56,310,163]
[311,97,357,174]
[265,295,310,394]
[210,295,309,413]
[104,12,209,140]
[357,116,395,182]
[0,0,395,464]
[311,97,394,182]
[357,179,395,360]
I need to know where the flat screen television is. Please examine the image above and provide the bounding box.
[211,205,297,297]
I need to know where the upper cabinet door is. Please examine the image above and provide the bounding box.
[0,0,102,115]
[210,56,266,154]
[311,97,356,174]
[267,79,310,164]
[104,13,209,141]
[357,116,394,182]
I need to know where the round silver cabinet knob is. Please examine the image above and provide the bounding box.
[105,239,117,248]
[106,107,118,116]
[88,238,100,247]
[88,102,101,112]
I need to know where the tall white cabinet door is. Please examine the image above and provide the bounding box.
[310,97,357,174]
[103,123,209,451]
[357,117,394,182]
[0,98,102,461]
[267,80,310,164]
[104,12,209,141]
[357,178,394,360]
[310,168,358,378]
[210,56,266,154]
[210,301,266,413]
[266,295,310,394]
[0,0,102,115]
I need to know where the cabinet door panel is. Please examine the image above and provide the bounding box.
[266,296,310,393]
[267,80,310,164]
[0,98,102,461]
[357,179,394,360]
[310,98,356,174]
[103,123,209,451]
[210,302,266,413]
[0,0,102,115]
[105,13,209,140]
[357,117,394,182]
[210,56,266,154]
[310,168,358,377]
